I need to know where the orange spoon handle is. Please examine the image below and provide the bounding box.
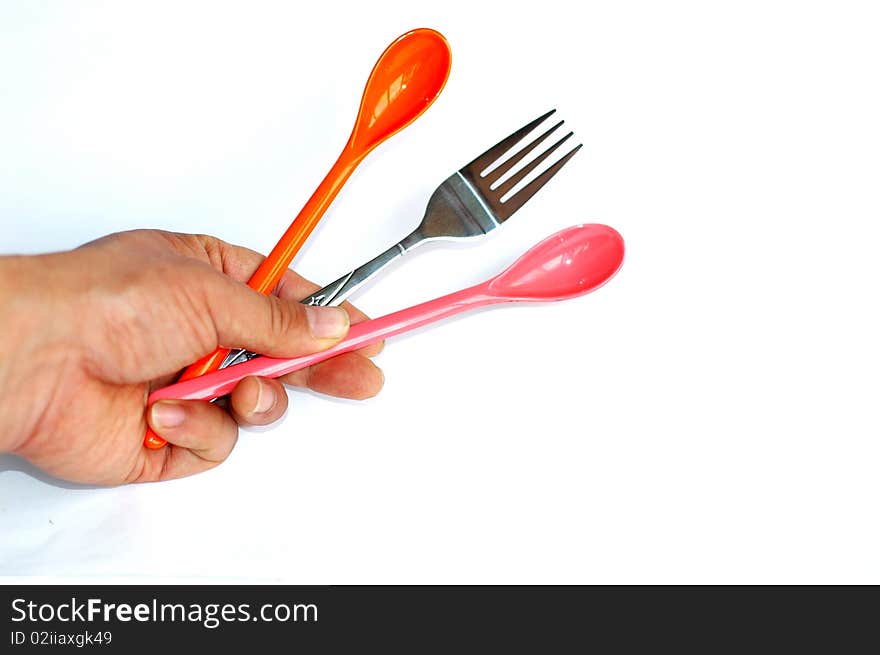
[142,154,360,449]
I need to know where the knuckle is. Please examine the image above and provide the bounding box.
[194,233,226,270]
[178,263,222,352]
[266,295,305,341]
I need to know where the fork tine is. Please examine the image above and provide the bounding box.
[494,131,574,199]
[463,109,556,176]
[497,143,582,220]
[484,120,564,186]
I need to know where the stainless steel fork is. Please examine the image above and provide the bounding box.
[222,109,580,368]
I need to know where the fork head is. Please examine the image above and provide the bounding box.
[459,109,582,221]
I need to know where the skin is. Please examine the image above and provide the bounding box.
[0,230,384,485]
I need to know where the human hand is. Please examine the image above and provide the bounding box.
[0,230,384,485]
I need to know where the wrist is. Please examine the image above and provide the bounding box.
[0,255,66,454]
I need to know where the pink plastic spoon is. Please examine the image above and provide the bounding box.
[148,223,625,405]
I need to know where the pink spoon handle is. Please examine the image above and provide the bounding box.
[148,285,499,405]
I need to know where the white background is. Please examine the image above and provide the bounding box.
[1,1,878,583]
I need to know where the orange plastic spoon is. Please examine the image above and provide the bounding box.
[145,28,451,448]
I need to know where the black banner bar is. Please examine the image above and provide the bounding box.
[1,585,876,650]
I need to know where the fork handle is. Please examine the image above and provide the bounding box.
[301,238,416,306]
[221,231,424,368]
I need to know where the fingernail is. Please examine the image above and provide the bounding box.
[306,306,349,340]
[151,402,186,429]
[253,381,276,415]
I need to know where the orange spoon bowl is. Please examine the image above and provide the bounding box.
[347,28,452,155]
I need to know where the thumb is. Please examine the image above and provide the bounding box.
[202,269,350,358]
